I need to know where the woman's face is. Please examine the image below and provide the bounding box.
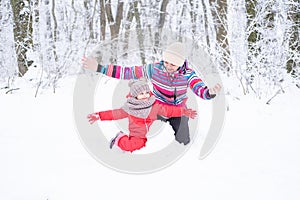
[164,61,179,73]
[136,91,151,100]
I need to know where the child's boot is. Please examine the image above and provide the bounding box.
[109,131,125,149]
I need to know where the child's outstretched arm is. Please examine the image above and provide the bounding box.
[87,109,128,124]
[157,104,197,119]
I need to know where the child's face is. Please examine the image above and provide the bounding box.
[136,91,150,100]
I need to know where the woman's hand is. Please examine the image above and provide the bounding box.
[208,83,222,95]
[82,56,98,71]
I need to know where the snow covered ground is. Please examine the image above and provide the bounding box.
[1,75,300,200]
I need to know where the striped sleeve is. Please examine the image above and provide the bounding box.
[96,63,154,80]
[187,71,212,100]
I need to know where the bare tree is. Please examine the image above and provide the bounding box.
[122,1,135,56]
[99,0,106,40]
[70,0,79,42]
[84,0,98,40]
[158,0,169,30]
[189,0,198,37]
[154,0,169,48]
[286,0,300,81]
[246,0,258,44]
[105,0,123,40]
[31,0,44,97]
[201,0,211,48]
[102,0,124,62]
[133,0,146,64]
[209,0,230,72]
[10,0,33,76]
[51,0,58,62]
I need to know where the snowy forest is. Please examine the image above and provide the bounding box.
[1,1,300,197]
[0,0,299,100]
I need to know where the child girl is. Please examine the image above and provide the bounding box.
[87,78,197,152]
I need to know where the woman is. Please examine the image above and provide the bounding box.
[83,42,221,145]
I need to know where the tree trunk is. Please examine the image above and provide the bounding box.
[178,4,187,41]
[70,0,78,42]
[115,0,123,36]
[133,0,145,64]
[286,0,299,74]
[123,1,135,57]
[201,0,211,48]
[51,0,58,62]
[189,0,197,36]
[105,0,123,40]
[99,0,106,40]
[154,0,169,50]
[33,0,39,27]
[10,0,33,76]
[158,0,169,30]
[104,0,124,62]
[209,0,230,71]
[246,0,258,44]
[84,0,97,40]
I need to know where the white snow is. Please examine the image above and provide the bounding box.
[1,75,300,200]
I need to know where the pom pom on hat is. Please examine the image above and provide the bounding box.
[163,42,185,66]
[128,77,150,97]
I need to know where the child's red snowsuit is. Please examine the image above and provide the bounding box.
[97,101,186,152]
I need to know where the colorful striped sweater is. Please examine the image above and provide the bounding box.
[96,60,213,106]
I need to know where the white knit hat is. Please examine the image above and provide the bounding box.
[163,42,185,66]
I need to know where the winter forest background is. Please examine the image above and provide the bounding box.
[1,0,299,100]
[1,1,300,199]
